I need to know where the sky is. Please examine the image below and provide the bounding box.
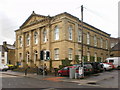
[0,0,119,45]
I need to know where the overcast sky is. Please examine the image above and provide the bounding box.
[0,0,119,45]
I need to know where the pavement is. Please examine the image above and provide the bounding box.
[1,70,117,86]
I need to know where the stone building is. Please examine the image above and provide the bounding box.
[110,37,120,57]
[0,42,15,65]
[15,11,110,69]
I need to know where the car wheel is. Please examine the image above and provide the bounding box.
[117,66,120,70]
[104,68,107,71]
[58,73,62,76]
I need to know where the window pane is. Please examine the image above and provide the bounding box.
[54,49,59,60]
[54,26,59,40]
[68,26,72,40]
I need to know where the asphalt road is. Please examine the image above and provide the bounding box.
[1,73,100,89]
[1,70,119,89]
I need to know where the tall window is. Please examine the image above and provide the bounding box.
[34,32,38,44]
[19,36,22,47]
[54,48,59,60]
[78,50,81,61]
[26,34,30,46]
[19,53,22,62]
[68,26,72,40]
[106,40,108,49]
[78,29,82,42]
[87,32,90,45]
[26,52,30,64]
[54,26,59,40]
[2,52,4,57]
[87,52,90,61]
[34,51,38,64]
[43,29,47,42]
[100,38,103,48]
[94,35,97,46]
[94,53,97,62]
[68,48,73,60]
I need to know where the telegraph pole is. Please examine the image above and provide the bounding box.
[81,5,83,66]
[81,5,84,78]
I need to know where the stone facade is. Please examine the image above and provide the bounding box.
[15,12,110,69]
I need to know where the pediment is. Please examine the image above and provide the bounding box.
[20,12,47,28]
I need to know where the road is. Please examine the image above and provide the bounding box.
[0,70,119,89]
[1,73,99,89]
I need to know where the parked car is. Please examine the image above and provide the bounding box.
[106,57,120,69]
[101,63,113,71]
[58,64,93,76]
[85,62,104,73]
[58,66,76,76]
[72,64,93,75]
[103,62,115,69]
[7,64,15,70]
[0,64,9,71]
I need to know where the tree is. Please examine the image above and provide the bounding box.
[75,55,79,64]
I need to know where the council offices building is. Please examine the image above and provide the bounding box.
[15,11,110,69]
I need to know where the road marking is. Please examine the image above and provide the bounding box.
[0,74,17,78]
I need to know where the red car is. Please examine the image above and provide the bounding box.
[58,65,93,76]
[58,66,77,76]
[103,63,115,69]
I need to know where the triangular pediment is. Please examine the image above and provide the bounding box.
[20,12,47,28]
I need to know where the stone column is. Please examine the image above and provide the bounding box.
[62,18,68,59]
[30,31,33,67]
[37,28,41,66]
[22,32,25,67]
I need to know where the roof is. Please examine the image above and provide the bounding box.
[6,44,15,49]
[111,41,120,51]
[16,12,110,36]
[0,45,7,52]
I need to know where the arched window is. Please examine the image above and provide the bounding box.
[100,37,103,48]
[87,32,90,45]
[43,29,47,42]
[68,26,72,40]
[78,29,82,42]
[54,26,59,40]
[26,52,30,64]
[94,53,97,62]
[19,53,22,61]
[78,50,81,61]
[106,40,108,49]
[87,52,90,61]
[26,34,30,46]
[68,48,73,60]
[94,35,97,46]
[34,50,38,64]
[19,36,22,47]
[34,32,38,44]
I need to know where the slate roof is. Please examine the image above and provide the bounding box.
[0,45,7,52]
[111,38,120,51]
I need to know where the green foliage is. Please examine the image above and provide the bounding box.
[83,56,87,62]
[49,59,52,72]
[97,57,101,62]
[75,55,79,64]
[22,60,25,62]
[90,56,95,62]
[59,58,72,69]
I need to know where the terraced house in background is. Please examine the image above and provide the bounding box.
[15,11,110,69]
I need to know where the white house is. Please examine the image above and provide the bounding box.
[0,45,8,65]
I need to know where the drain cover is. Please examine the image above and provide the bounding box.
[87,82,97,85]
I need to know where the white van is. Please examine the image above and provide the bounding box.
[106,57,120,69]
